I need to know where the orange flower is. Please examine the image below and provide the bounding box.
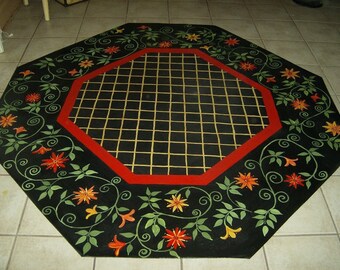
[284,173,305,189]
[118,209,135,228]
[323,121,340,136]
[159,41,172,48]
[85,205,98,220]
[284,157,298,167]
[266,76,276,83]
[72,186,98,205]
[41,152,69,173]
[108,235,126,256]
[68,69,78,76]
[14,126,27,134]
[25,93,41,103]
[163,227,191,250]
[19,70,34,77]
[280,68,300,80]
[220,226,242,240]
[32,146,52,155]
[137,25,150,30]
[200,45,212,51]
[104,46,120,54]
[291,99,309,111]
[165,194,189,212]
[0,114,17,128]
[234,172,259,190]
[79,59,94,68]
[224,37,239,46]
[186,33,200,41]
[239,62,256,71]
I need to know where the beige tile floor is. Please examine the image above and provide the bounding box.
[0,0,339,269]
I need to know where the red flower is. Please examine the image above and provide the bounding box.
[266,76,276,83]
[163,227,192,250]
[159,41,172,48]
[68,69,78,76]
[41,152,69,173]
[311,93,320,102]
[284,173,305,189]
[25,93,41,103]
[32,146,52,155]
[138,25,150,30]
[239,62,256,71]
[104,46,120,54]
[224,37,240,46]
[14,126,27,134]
[108,235,126,256]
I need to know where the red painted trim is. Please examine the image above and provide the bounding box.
[57,48,282,186]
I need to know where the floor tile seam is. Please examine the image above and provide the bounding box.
[17,15,43,64]
[166,0,171,24]
[262,247,270,270]
[319,66,339,96]
[200,0,213,24]
[320,187,340,235]
[5,197,28,270]
[242,4,264,47]
[12,234,64,238]
[75,1,90,42]
[272,232,339,238]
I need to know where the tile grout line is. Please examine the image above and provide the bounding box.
[5,197,28,270]
[75,0,90,42]
[262,247,270,270]
[320,186,340,237]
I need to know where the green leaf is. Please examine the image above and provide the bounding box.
[185,189,191,199]
[95,213,102,223]
[51,185,62,191]
[240,211,246,220]
[38,192,47,201]
[166,189,178,195]
[183,222,196,229]
[213,213,225,219]
[111,213,118,223]
[169,250,179,258]
[201,232,213,241]
[89,237,98,247]
[97,205,109,211]
[5,146,15,155]
[236,201,246,209]
[76,235,87,245]
[139,202,149,210]
[214,219,223,227]
[226,215,233,225]
[217,183,227,190]
[85,170,97,175]
[65,200,75,206]
[222,202,233,210]
[47,189,54,199]
[69,152,76,161]
[198,225,211,232]
[262,225,269,237]
[126,244,133,255]
[151,203,160,209]
[197,218,207,225]
[269,209,282,215]
[268,214,277,223]
[152,224,160,236]
[157,239,164,250]
[253,215,265,220]
[145,219,154,229]
[76,230,88,236]
[229,189,242,196]
[142,213,155,219]
[118,207,129,212]
[217,208,228,214]
[120,232,135,239]
[299,172,311,177]
[83,242,91,255]
[306,181,312,189]
[256,220,265,227]
[89,230,103,237]
[267,220,275,229]
[60,190,67,200]
[230,211,239,219]
[150,191,161,196]
[255,209,267,215]
[146,188,151,196]
[192,229,198,240]
[157,218,166,228]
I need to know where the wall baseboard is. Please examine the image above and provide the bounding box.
[0,0,21,28]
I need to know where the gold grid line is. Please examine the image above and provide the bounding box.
[70,53,270,175]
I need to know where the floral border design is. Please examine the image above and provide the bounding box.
[0,24,339,258]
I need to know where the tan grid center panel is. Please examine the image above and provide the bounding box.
[69,53,269,175]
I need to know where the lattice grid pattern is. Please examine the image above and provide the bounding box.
[69,53,269,175]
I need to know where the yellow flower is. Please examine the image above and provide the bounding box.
[220,226,242,240]
[186,33,200,41]
[323,121,340,136]
[85,205,98,220]
[0,114,17,128]
[165,194,188,212]
[79,59,94,68]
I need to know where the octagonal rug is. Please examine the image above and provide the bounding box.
[0,23,339,258]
